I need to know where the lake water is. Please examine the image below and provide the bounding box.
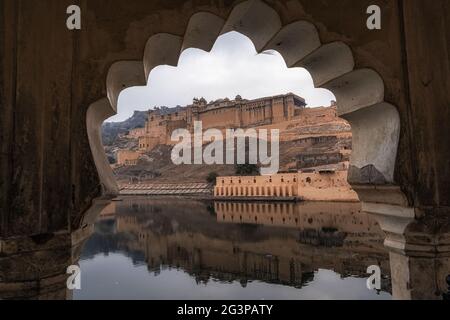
[73,198,392,300]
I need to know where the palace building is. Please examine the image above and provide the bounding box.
[214,170,359,202]
[115,93,343,167]
[138,93,307,152]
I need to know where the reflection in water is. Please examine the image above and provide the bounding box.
[74,198,392,300]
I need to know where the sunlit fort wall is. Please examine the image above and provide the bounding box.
[116,150,141,166]
[214,171,359,202]
[136,93,308,152]
[117,94,341,166]
[126,127,146,139]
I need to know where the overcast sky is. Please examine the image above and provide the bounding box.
[108,31,335,123]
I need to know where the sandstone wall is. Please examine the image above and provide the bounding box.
[116,150,141,166]
[215,171,358,202]
[139,135,160,151]
[126,128,146,139]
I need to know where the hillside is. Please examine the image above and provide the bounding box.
[102,106,186,146]
[105,104,353,184]
[111,123,352,184]
[102,111,148,146]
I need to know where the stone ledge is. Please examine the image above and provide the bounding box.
[0,224,94,256]
[363,201,450,258]
[362,202,416,219]
[352,184,409,207]
[0,232,71,256]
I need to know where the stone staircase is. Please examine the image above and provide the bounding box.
[119,183,213,196]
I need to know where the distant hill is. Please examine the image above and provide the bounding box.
[102,111,148,146]
[102,107,185,146]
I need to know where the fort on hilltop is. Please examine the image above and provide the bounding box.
[137,93,307,151]
[117,93,343,167]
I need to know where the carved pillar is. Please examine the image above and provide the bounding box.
[356,185,450,300]
[0,225,93,300]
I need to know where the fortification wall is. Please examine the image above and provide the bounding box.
[126,128,146,139]
[117,150,142,166]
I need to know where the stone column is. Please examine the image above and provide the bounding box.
[357,185,450,300]
[0,225,93,300]
[0,198,111,300]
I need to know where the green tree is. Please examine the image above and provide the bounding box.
[206,172,219,184]
[235,164,260,176]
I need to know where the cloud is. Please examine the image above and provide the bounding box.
[108,31,335,122]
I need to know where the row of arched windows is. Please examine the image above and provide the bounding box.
[221,176,298,185]
[215,185,296,197]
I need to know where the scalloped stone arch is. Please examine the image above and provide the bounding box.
[88,0,401,201]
